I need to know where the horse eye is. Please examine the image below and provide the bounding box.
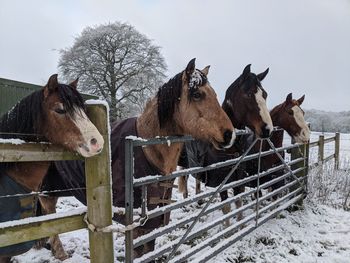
[55,108,67,114]
[192,91,202,101]
[288,110,293,115]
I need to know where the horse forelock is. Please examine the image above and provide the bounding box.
[188,70,207,92]
[56,84,85,119]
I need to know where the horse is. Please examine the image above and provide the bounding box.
[0,74,104,263]
[37,58,235,259]
[178,64,273,224]
[246,93,310,198]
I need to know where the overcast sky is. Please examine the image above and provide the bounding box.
[1,0,350,111]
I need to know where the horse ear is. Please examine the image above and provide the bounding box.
[47,74,59,91]
[240,64,251,83]
[186,58,196,77]
[201,65,210,76]
[257,68,269,81]
[286,93,293,103]
[69,78,79,89]
[297,95,305,105]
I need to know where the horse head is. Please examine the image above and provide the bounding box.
[41,74,104,157]
[270,93,310,143]
[222,64,273,138]
[157,58,235,149]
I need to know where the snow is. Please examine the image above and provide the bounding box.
[125,135,147,142]
[8,132,350,262]
[189,70,204,89]
[85,99,109,109]
[0,138,25,144]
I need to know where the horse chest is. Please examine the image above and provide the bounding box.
[111,118,174,228]
[0,173,37,256]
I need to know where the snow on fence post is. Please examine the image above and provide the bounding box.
[318,134,325,165]
[85,104,114,263]
[334,132,340,170]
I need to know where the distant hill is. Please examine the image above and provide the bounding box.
[305,109,350,132]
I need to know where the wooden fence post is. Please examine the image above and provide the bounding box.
[334,132,340,170]
[318,134,325,166]
[85,104,114,263]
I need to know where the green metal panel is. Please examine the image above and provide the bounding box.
[0,78,98,117]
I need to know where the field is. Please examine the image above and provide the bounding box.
[12,132,350,263]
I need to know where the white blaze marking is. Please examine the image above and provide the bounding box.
[255,88,273,132]
[72,108,104,157]
[291,106,310,142]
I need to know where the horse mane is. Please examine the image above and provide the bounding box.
[0,90,45,141]
[0,84,85,141]
[157,72,183,128]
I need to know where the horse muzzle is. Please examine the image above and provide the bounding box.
[77,134,104,157]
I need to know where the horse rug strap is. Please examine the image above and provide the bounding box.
[0,173,37,256]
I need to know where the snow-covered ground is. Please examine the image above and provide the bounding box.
[11,132,350,262]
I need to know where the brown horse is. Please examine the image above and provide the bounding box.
[246,93,310,196]
[0,75,104,263]
[178,64,273,223]
[37,58,235,260]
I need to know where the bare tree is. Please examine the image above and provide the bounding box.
[58,22,167,120]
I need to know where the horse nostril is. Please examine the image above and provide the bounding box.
[90,138,97,145]
[223,130,232,145]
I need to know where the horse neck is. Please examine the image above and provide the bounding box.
[137,98,183,175]
[6,162,51,191]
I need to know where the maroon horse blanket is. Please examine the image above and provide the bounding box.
[42,117,173,229]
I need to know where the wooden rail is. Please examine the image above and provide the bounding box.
[0,103,114,263]
[308,132,340,168]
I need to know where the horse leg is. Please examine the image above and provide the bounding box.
[178,175,188,199]
[233,186,244,222]
[37,196,69,261]
[220,190,231,227]
[133,228,155,259]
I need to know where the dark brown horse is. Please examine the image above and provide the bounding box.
[178,64,273,224]
[0,75,104,263]
[37,58,235,259]
[246,93,310,196]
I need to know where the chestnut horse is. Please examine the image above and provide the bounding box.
[178,64,273,224]
[246,93,310,197]
[0,75,104,263]
[37,58,235,259]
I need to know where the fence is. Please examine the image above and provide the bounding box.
[0,103,114,263]
[308,132,340,169]
[0,126,341,262]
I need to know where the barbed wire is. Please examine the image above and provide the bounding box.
[0,187,87,200]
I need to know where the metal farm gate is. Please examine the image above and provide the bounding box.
[121,132,340,263]
[120,130,340,263]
